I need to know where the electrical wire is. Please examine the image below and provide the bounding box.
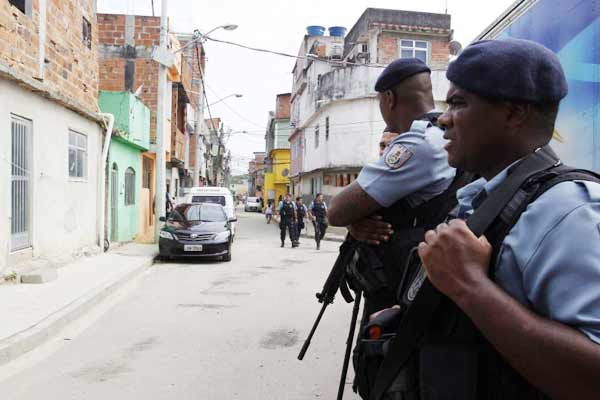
[203,36,386,69]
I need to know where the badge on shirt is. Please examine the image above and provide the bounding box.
[384,143,413,169]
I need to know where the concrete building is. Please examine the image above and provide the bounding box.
[289,9,453,203]
[0,0,105,275]
[98,91,150,243]
[248,152,266,197]
[264,93,292,204]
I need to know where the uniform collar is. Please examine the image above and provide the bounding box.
[456,159,521,218]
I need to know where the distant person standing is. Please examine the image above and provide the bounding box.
[308,193,328,250]
[278,193,297,248]
[294,197,308,245]
[265,202,273,224]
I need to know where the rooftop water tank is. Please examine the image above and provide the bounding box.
[306,26,326,36]
[328,26,347,37]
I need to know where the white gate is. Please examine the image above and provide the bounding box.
[10,115,32,251]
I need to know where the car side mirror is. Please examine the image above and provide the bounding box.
[228,218,237,223]
[159,216,166,222]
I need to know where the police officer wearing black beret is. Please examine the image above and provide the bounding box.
[370,38,600,399]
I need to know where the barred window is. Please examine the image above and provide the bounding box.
[124,167,135,205]
[68,130,87,179]
[314,125,320,148]
[325,117,330,141]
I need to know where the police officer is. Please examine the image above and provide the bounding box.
[294,197,308,245]
[376,39,600,399]
[278,193,297,248]
[327,58,463,399]
[308,193,328,250]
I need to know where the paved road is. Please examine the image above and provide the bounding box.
[1,209,361,399]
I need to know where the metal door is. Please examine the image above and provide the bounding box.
[10,115,32,251]
[110,164,118,242]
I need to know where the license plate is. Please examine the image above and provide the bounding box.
[184,245,203,252]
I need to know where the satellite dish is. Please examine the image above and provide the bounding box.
[449,40,463,56]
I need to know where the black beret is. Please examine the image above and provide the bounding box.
[446,38,568,102]
[375,58,431,92]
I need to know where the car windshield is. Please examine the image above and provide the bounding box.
[247,197,258,203]
[171,204,226,222]
[191,195,226,206]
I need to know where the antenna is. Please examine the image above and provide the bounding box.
[445,0,448,14]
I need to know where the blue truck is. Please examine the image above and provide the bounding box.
[476,0,600,172]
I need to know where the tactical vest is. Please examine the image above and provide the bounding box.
[369,146,600,400]
[280,201,295,220]
[348,114,469,314]
[312,202,327,220]
[296,203,306,220]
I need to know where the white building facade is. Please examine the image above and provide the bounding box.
[290,8,453,204]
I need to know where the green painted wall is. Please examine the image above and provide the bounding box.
[100,91,151,243]
[108,139,142,242]
[99,91,150,150]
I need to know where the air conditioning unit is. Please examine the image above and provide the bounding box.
[329,44,343,60]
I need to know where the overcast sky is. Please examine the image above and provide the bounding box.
[97,0,515,175]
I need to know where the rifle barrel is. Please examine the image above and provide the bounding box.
[337,290,362,400]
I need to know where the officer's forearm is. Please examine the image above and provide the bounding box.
[329,182,381,226]
[455,277,600,399]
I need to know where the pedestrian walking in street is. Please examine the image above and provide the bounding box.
[265,202,273,224]
[294,197,308,245]
[308,193,328,250]
[278,193,297,248]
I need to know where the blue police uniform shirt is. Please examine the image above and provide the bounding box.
[357,117,455,208]
[456,164,600,344]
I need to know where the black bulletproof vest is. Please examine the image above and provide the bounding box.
[296,203,306,219]
[280,201,295,219]
[312,202,327,219]
[393,161,600,400]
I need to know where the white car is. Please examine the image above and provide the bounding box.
[244,197,262,212]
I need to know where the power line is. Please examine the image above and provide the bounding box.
[204,36,387,69]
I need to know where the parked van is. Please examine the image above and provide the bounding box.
[181,187,237,236]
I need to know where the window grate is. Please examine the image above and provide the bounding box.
[124,167,136,205]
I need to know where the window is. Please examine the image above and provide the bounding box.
[68,130,87,179]
[400,40,428,64]
[325,117,330,141]
[191,195,226,206]
[314,125,320,148]
[82,17,92,49]
[124,168,135,205]
[142,157,153,189]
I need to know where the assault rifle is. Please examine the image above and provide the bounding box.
[298,238,362,400]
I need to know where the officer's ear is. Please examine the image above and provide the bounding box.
[382,89,396,110]
[505,102,532,129]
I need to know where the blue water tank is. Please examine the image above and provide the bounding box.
[306,26,326,36]
[328,26,347,37]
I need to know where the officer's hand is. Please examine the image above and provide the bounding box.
[418,219,492,302]
[348,215,393,245]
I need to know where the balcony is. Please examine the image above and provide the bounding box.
[171,128,186,163]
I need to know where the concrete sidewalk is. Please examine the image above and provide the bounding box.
[0,243,157,366]
[272,215,347,242]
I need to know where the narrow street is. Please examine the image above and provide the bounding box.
[1,210,360,400]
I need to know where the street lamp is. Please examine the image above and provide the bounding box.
[208,93,243,107]
[176,23,238,53]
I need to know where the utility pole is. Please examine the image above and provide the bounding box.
[193,45,204,187]
[154,0,168,239]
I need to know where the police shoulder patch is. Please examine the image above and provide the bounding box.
[384,143,413,169]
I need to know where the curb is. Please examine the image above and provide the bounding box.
[0,255,156,366]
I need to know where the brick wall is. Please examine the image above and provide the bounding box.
[378,31,450,69]
[0,0,99,113]
[275,93,291,119]
[98,14,162,139]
